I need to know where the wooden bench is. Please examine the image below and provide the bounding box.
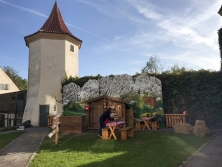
[135,120,144,130]
[102,127,110,139]
[120,127,134,140]
[151,121,159,130]
[17,126,25,131]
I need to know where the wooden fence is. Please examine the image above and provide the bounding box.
[48,115,85,133]
[164,114,186,128]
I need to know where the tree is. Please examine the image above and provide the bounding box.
[141,54,163,74]
[163,64,188,75]
[3,66,28,90]
[218,28,222,71]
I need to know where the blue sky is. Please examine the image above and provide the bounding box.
[0,0,221,79]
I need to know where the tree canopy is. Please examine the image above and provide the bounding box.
[141,54,163,74]
[3,66,27,90]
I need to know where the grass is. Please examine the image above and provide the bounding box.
[0,131,26,150]
[29,129,213,167]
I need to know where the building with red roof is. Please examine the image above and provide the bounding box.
[23,2,82,126]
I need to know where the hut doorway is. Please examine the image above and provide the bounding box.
[39,105,49,126]
[89,104,103,129]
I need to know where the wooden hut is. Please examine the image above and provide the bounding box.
[83,95,133,129]
[0,90,27,127]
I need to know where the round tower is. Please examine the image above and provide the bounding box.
[23,2,82,126]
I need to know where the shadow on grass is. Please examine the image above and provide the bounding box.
[31,129,213,167]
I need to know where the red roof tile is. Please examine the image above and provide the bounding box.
[39,2,82,42]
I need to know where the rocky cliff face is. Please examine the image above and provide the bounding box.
[63,73,162,105]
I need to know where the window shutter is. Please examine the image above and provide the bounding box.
[116,105,123,118]
[0,84,10,90]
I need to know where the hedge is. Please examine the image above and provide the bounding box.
[157,70,222,128]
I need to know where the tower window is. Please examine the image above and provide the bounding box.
[70,45,74,52]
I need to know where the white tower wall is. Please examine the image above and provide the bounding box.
[23,39,78,126]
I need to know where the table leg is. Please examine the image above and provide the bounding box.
[108,126,117,140]
[143,120,151,130]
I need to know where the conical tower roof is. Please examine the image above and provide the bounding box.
[24,2,82,48]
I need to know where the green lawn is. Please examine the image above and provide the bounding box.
[0,131,26,150]
[29,130,213,167]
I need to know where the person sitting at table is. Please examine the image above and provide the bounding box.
[98,108,114,137]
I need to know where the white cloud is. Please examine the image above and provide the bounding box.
[161,49,220,71]
[79,63,109,70]
[0,0,113,43]
[114,36,123,41]
[126,0,220,50]
[74,0,119,19]
[66,23,113,43]
[126,0,162,21]
[0,0,48,17]
[75,0,145,24]
[74,0,101,9]
[87,0,221,72]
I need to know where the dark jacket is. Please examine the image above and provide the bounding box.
[99,110,112,123]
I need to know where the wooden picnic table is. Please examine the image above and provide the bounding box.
[106,121,125,140]
[141,117,154,130]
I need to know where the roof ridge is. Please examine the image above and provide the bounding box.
[24,2,82,48]
[38,3,81,42]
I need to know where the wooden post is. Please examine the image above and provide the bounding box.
[48,114,61,145]
[165,115,169,127]
[54,119,59,145]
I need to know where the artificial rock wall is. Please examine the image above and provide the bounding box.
[63,73,162,104]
